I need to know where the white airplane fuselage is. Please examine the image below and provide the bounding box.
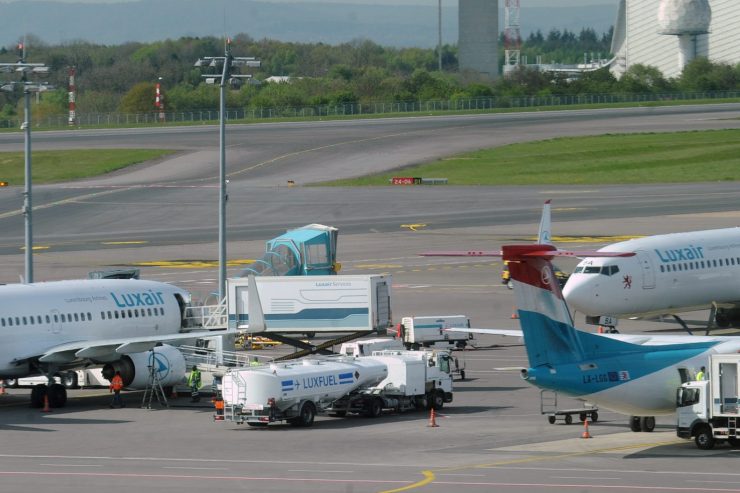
[563,228,740,318]
[0,279,187,377]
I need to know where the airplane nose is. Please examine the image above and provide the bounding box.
[562,277,596,314]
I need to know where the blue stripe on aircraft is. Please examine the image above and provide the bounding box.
[518,310,720,397]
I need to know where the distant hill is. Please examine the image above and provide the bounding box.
[0,1,615,48]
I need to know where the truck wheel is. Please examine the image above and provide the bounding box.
[564,414,573,425]
[5,378,18,388]
[630,416,642,432]
[695,426,715,450]
[459,370,466,380]
[640,416,655,432]
[590,411,598,422]
[456,341,466,349]
[366,398,383,418]
[579,412,587,422]
[247,422,268,428]
[63,371,79,389]
[548,415,556,424]
[431,390,445,411]
[292,401,316,428]
[728,437,740,448]
[411,343,420,351]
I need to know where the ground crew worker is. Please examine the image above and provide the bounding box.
[109,370,125,408]
[188,365,202,402]
[696,366,706,381]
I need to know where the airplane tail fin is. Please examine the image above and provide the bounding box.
[503,244,584,367]
[503,245,644,368]
[537,200,552,245]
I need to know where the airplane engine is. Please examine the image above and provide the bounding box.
[101,344,187,389]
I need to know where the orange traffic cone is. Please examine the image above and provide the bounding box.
[597,326,604,334]
[213,399,225,421]
[41,394,51,413]
[427,408,439,428]
[581,419,592,439]
[170,387,178,400]
[510,306,519,320]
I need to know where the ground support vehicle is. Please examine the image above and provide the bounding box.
[540,390,599,425]
[399,315,473,350]
[220,349,454,427]
[677,354,740,449]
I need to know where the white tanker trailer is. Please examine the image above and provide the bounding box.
[220,350,454,427]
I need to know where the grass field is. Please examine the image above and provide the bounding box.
[323,129,740,186]
[0,149,176,185]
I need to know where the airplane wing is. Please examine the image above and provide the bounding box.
[16,329,235,364]
[445,327,522,337]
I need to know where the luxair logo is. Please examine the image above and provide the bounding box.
[110,290,165,308]
[655,245,704,263]
[148,351,171,380]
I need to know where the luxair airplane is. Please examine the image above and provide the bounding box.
[0,279,229,408]
[446,244,740,432]
[562,228,740,332]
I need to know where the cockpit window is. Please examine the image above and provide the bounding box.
[574,266,584,273]
[604,265,619,276]
[583,266,602,274]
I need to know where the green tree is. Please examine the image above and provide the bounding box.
[118,82,157,113]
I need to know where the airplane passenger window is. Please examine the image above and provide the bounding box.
[114,311,119,319]
[128,309,133,318]
[719,259,724,266]
[101,312,106,320]
[107,311,112,319]
[22,317,27,325]
[713,260,718,267]
[134,309,139,317]
[147,308,152,316]
[54,314,58,323]
[60,314,66,323]
[74,313,79,322]
[87,313,92,321]
[1,319,4,327]
[660,265,665,272]
[45,315,50,323]
[7,318,12,327]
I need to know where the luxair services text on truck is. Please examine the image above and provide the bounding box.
[677,354,740,449]
[220,349,454,427]
[400,315,473,350]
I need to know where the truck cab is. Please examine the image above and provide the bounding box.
[676,354,740,449]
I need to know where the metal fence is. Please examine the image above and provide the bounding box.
[2,90,739,130]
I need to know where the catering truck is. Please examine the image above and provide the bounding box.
[220,349,454,427]
[399,315,473,350]
[676,354,740,450]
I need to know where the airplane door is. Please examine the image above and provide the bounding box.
[50,309,62,334]
[635,250,656,289]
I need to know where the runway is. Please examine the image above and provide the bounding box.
[2,106,740,492]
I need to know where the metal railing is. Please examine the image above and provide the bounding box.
[2,90,739,130]
[178,345,274,370]
[184,302,227,329]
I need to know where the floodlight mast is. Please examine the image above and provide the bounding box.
[0,43,52,283]
[193,38,260,302]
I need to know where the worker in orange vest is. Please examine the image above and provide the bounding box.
[109,370,125,408]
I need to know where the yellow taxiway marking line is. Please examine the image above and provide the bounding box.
[0,188,126,220]
[378,438,683,493]
[401,224,427,232]
[378,470,435,493]
[132,259,255,269]
[102,241,148,245]
[524,235,645,243]
[20,246,50,251]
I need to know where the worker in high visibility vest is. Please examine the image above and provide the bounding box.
[109,370,125,408]
[188,365,202,402]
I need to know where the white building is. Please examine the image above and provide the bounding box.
[610,0,740,79]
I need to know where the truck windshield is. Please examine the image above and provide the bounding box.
[439,355,450,374]
[677,387,700,407]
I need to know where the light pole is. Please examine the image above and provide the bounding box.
[0,43,52,284]
[194,38,260,302]
[438,0,443,72]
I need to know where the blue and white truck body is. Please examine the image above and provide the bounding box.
[220,350,454,427]
[227,274,392,335]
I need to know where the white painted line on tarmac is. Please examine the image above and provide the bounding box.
[163,467,229,471]
[39,464,102,468]
[288,469,354,474]
[553,476,622,480]
[486,465,740,478]
[436,473,486,477]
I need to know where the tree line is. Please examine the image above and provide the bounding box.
[0,31,739,123]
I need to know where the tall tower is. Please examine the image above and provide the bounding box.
[503,0,521,76]
[458,0,499,80]
[657,0,712,71]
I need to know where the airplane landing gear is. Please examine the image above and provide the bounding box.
[630,415,656,432]
[29,382,68,409]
